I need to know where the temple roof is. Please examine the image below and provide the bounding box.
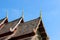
[0,17,48,40]
[0,17,40,39]
[0,17,22,35]
[11,17,40,38]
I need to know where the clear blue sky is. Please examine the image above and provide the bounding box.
[0,0,60,40]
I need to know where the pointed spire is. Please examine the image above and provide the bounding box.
[40,10,42,20]
[22,9,24,19]
[6,10,8,18]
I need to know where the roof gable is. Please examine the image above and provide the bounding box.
[0,17,23,37]
[10,17,40,38]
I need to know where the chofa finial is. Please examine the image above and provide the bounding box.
[40,10,42,20]
[22,9,24,18]
[6,10,8,18]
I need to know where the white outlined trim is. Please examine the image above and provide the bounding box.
[0,18,7,26]
[10,18,22,32]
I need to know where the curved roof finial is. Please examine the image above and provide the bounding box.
[40,10,42,20]
[22,9,24,19]
[6,10,8,18]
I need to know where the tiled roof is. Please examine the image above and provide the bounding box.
[0,17,21,35]
[11,17,40,38]
[0,17,48,40]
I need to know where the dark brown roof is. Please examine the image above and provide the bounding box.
[0,17,40,40]
[0,17,22,35]
[10,17,48,40]
[36,19,48,40]
[11,17,40,38]
[0,17,48,40]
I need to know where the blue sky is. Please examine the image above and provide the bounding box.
[0,0,60,40]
